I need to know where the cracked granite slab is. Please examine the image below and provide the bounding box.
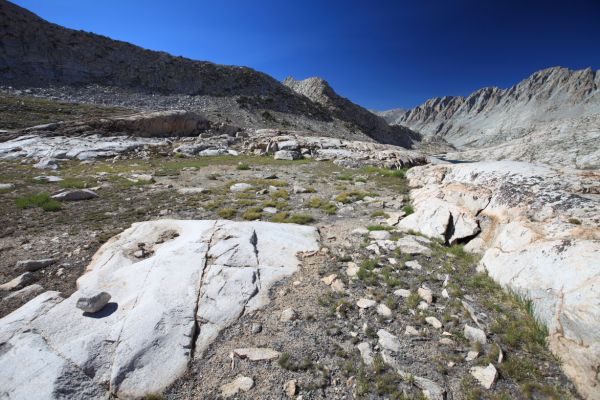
[0,220,320,399]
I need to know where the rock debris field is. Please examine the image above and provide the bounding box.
[1,125,596,399]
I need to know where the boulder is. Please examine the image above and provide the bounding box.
[76,292,112,314]
[0,272,34,291]
[52,189,98,201]
[16,258,55,271]
[0,220,318,398]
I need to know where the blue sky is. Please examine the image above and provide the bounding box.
[12,0,600,109]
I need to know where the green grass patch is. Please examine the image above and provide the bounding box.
[217,208,236,219]
[270,212,314,224]
[15,193,61,212]
[236,163,250,170]
[367,225,393,231]
[242,208,262,220]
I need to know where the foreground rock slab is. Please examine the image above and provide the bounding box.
[0,219,319,399]
[403,160,600,399]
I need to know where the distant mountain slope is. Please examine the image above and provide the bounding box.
[384,67,600,148]
[283,77,419,147]
[0,0,416,147]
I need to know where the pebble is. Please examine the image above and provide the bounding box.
[356,298,377,309]
[280,308,298,322]
[394,289,411,298]
[251,323,262,334]
[283,379,297,397]
[425,316,442,329]
[418,287,433,304]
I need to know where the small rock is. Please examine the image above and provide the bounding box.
[0,272,34,291]
[251,323,262,334]
[283,379,297,397]
[4,284,44,300]
[378,329,401,352]
[394,289,411,298]
[470,364,498,389]
[466,351,479,361]
[330,279,345,292]
[405,260,422,270]
[376,303,393,318]
[33,175,63,183]
[233,347,280,361]
[369,230,391,240]
[441,289,449,298]
[386,211,406,226]
[356,298,377,309]
[351,228,369,236]
[439,338,455,346]
[405,325,419,336]
[230,183,254,192]
[177,187,208,194]
[280,308,298,322]
[396,235,432,256]
[76,292,111,313]
[357,342,374,366]
[0,183,15,190]
[346,262,359,278]
[17,258,55,271]
[417,301,429,310]
[418,287,433,304]
[221,376,254,398]
[464,324,487,345]
[34,158,59,170]
[274,150,301,160]
[52,189,98,201]
[321,274,337,285]
[262,207,278,214]
[425,316,442,329]
[293,186,308,194]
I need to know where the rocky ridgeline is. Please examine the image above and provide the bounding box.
[0,0,416,147]
[398,161,600,399]
[377,67,600,168]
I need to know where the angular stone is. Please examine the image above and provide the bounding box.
[377,329,401,352]
[425,316,442,329]
[405,260,422,270]
[369,230,391,240]
[274,150,300,160]
[234,347,280,361]
[284,379,297,397]
[396,235,432,256]
[470,364,497,389]
[418,287,433,304]
[405,325,419,336]
[357,342,374,366]
[221,376,254,398]
[376,303,393,318]
[464,324,487,345]
[357,298,377,309]
[394,289,411,298]
[76,292,111,313]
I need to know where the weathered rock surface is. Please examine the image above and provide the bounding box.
[0,219,319,398]
[403,160,600,398]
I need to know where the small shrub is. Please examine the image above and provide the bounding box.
[58,177,91,189]
[370,210,389,218]
[402,204,414,215]
[307,197,324,208]
[270,189,289,200]
[367,225,392,231]
[217,208,236,219]
[287,213,314,224]
[236,163,250,170]
[242,208,262,220]
[321,202,338,215]
[568,218,581,225]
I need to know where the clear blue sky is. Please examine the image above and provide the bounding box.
[11,0,600,109]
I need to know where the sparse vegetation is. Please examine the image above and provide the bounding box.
[15,193,62,212]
